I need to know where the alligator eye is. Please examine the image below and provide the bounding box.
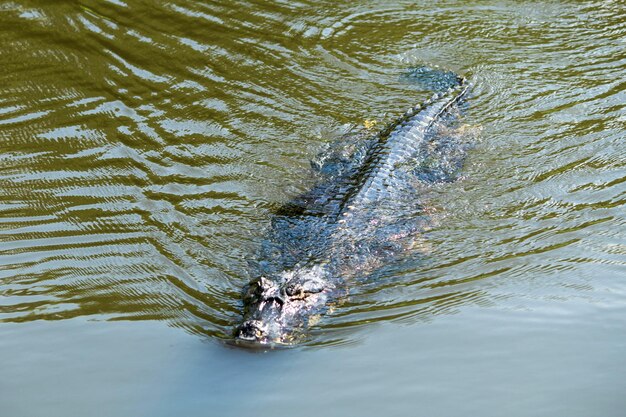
[286,281,324,299]
[258,277,274,291]
[244,277,274,302]
[285,284,306,298]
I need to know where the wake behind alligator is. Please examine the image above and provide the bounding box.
[234,68,471,347]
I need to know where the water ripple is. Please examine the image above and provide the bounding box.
[0,0,624,346]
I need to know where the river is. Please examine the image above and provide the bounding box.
[1,1,625,416]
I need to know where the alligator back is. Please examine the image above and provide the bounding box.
[258,71,470,278]
[341,77,469,214]
[282,73,469,224]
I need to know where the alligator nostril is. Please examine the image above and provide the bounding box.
[265,296,284,307]
[237,320,266,341]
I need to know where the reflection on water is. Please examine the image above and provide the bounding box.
[0,0,624,365]
[1,0,625,343]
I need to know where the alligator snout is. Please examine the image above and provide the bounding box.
[235,296,285,345]
[235,316,289,346]
[236,320,268,341]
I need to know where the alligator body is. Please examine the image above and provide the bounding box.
[235,68,470,347]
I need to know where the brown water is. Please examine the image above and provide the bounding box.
[1,1,625,416]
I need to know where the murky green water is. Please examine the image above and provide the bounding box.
[1,1,625,416]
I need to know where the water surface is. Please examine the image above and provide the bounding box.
[1,1,625,416]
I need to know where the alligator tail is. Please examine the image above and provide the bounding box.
[402,65,467,93]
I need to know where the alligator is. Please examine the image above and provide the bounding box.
[234,67,471,347]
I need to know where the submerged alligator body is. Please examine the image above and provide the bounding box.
[235,68,471,347]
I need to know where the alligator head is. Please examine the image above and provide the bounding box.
[235,264,335,347]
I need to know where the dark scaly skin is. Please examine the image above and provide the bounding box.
[234,71,470,347]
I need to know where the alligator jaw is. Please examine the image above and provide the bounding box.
[231,320,293,349]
